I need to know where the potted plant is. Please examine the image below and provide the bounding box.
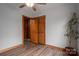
[65,12,79,55]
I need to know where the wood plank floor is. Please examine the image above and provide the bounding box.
[0,45,66,56]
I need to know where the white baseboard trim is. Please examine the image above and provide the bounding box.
[46,44,65,51]
[0,44,22,53]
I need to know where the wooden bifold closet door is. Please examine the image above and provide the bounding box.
[30,16,45,45]
[30,18,39,44]
[22,15,45,47]
[38,16,45,45]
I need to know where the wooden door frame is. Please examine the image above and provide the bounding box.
[43,15,46,45]
[44,15,46,45]
[22,15,29,47]
[22,15,46,48]
[22,15,25,47]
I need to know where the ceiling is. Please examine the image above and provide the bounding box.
[1,3,78,17]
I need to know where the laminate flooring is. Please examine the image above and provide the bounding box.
[0,44,66,56]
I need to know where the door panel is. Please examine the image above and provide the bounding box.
[38,16,45,45]
[30,18,38,44]
[39,23,45,32]
[39,33,45,44]
[24,17,28,39]
[30,33,38,44]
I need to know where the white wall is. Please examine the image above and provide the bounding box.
[0,3,35,50]
[38,3,77,48]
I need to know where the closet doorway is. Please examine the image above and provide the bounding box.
[22,15,46,47]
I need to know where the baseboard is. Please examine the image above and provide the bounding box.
[0,44,22,53]
[46,44,65,51]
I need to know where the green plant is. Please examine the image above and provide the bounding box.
[66,13,79,47]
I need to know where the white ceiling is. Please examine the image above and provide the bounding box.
[3,3,47,17]
[2,3,78,17]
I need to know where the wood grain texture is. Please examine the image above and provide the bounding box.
[22,15,25,47]
[38,15,46,45]
[30,18,39,44]
[0,45,66,56]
